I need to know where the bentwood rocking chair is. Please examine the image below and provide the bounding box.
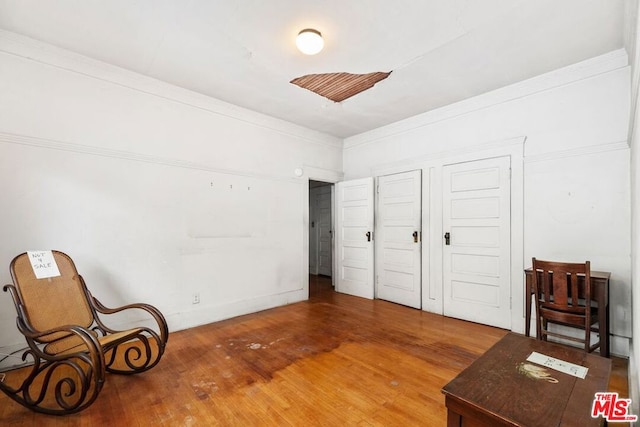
[1,251,168,415]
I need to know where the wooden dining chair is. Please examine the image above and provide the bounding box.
[1,251,169,415]
[531,258,600,353]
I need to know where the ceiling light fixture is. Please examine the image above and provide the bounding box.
[296,29,324,55]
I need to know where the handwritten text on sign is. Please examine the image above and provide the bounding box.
[526,351,588,379]
[27,251,61,279]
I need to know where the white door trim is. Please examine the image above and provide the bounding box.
[301,167,343,297]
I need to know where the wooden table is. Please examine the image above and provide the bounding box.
[442,333,612,427]
[524,268,610,357]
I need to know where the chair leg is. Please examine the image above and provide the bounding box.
[585,324,591,352]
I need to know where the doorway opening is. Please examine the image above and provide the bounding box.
[309,180,334,292]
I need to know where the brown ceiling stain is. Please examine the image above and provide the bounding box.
[290,71,391,102]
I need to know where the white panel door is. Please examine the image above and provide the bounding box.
[317,186,333,276]
[335,178,374,299]
[443,156,511,329]
[376,170,422,308]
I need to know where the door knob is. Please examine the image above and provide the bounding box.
[444,232,451,245]
[412,231,419,243]
[366,231,372,242]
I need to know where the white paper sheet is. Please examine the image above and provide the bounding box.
[27,250,61,279]
[526,351,588,379]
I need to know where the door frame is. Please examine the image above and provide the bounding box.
[301,167,343,296]
[371,136,525,333]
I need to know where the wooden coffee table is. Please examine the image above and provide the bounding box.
[441,333,611,426]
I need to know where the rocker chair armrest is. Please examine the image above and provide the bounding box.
[91,298,169,344]
[18,321,102,353]
[17,321,105,371]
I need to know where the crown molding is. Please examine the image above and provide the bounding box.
[345,49,629,150]
[0,30,342,150]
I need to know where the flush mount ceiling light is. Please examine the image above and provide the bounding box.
[296,29,324,55]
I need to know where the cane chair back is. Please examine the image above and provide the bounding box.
[10,252,94,352]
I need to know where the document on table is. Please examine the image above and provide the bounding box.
[526,352,588,379]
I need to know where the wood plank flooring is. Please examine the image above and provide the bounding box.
[0,275,629,426]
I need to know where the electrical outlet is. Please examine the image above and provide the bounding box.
[192,293,200,304]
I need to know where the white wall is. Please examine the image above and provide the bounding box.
[0,31,342,363]
[630,78,640,416]
[344,49,632,356]
[625,0,640,416]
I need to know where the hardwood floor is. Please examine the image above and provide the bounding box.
[0,275,629,426]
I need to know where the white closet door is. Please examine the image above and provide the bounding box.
[335,178,374,299]
[442,156,511,329]
[376,170,422,308]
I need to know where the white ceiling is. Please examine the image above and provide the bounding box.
[0,0,626,138]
